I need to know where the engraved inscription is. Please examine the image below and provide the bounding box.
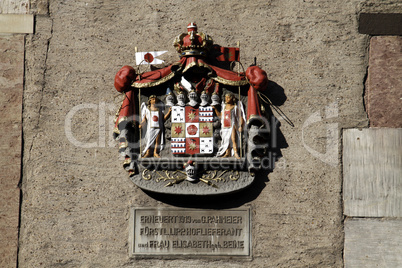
[131,208,251,256]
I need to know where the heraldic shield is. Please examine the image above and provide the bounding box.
[113,23,275,195]
[171,106,214,155]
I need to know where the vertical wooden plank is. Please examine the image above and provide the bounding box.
[343,128,402,217]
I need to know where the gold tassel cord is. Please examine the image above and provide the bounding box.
[257,91,294,127]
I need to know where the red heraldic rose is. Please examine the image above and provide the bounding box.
[187,124,198,135]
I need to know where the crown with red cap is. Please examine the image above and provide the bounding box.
[173,22,213,57]
[187,22,197,32]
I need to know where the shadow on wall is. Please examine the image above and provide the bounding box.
[145,80,289,209]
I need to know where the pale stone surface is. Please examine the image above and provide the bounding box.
[0,14,34,33]
[343,128,402,217]
[0,0,29,14]
[18,0,377,267]
[360,0,402,14]
[366,36,402,127]
[29,0,48,15]
[0,34,24,268]
[344,218,402,268]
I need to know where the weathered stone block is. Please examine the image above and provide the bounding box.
[343,128,402,217]
[366,36,402,127]
[0,0,29,14]
[345,218,402,268]
[0,35,23,268]
[0,14,33,33]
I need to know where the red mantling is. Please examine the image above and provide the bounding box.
[245,65,268,91]
[129,57,248,88]
[114,65,136,93]
[114,90,136,132]
[246,84,263,126]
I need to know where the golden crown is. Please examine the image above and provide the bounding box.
[173,22,213,57]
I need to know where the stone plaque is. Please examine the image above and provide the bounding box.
[129,207,251,257]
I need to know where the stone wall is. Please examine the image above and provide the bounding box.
[5,0,397,267]
[343,4,402,266]
[0,1,32,267]
[0,34,24,268]
[366,36,402,127]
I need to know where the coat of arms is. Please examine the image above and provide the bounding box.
[113,23,276,195]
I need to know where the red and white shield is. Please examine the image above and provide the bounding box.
[171,106,213,155]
